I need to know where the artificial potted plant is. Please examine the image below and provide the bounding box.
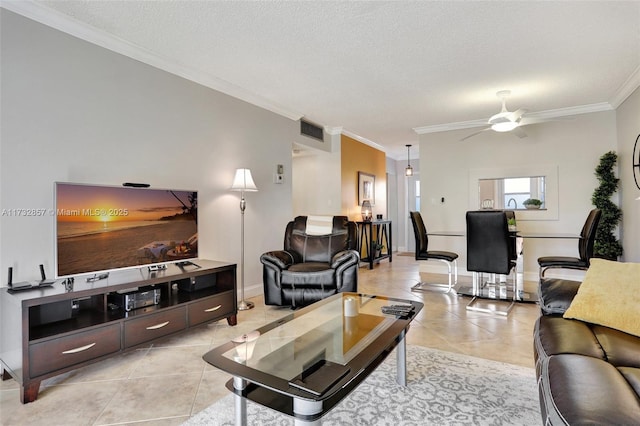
[523,198,543,209]
[373,241,384,258]
[591,151,623,260]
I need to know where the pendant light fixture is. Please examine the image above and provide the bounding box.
[405,144,413,176]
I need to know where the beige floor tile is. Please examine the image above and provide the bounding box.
[129,345,210,379]
[1,380,120,426]
[94,373,201,425]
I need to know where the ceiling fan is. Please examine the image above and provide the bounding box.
[461,90,534,141]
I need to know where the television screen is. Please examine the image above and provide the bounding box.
[55,182,198,277]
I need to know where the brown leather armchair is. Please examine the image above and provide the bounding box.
[260,216,359,308]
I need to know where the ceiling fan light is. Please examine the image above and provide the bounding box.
[492,121,519,132]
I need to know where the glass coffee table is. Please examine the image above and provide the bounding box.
[202,292,423,424]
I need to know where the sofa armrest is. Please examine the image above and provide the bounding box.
[331,250,360,269]
[539,278,582,315]
[260,250,296,270]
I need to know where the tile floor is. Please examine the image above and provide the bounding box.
[0,255,541,425]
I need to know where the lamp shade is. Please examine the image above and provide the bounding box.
[405,144,413,176]
[361,200,372,222]
[405,165,413,176]
[230,168,258,192]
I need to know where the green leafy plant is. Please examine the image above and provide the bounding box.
[523,198,542,206]
[373,241,385,251]
[591,151,623,260]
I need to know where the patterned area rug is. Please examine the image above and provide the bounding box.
[185,346,540,425]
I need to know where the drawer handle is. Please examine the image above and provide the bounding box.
[62,343,96,354]
[204,305,222,313]
[146,321,170,330]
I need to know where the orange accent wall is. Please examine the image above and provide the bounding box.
[341,135,387,221]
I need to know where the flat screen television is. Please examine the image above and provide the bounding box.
[55,182,198,278]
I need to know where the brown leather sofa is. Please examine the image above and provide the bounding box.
[260,216,359,308]
[534,278,640,425]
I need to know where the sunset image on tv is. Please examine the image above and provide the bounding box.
[55,183,198,277]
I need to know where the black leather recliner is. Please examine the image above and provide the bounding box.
[260,216,359,308]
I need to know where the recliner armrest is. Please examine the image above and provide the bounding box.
[260,250,296,270]
[538,278,581,315]
[331,250,359,269]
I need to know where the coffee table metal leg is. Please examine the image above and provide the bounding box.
[233,377,248,426]
[397,329,407,386]
[293,398,322,425]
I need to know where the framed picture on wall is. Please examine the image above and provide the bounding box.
[358,172,375,205]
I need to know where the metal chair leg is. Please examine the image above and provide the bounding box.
[411,259,457,293]
[466,266,517,316]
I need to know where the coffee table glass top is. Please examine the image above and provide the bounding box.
[204,292,422,396]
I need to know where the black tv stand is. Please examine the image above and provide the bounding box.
[176,260,201,269]
[0,259,237,404]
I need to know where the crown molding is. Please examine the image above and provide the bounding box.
[1,1,304,121]
[524,102,613,120]
[413,119,487,134]
[324,126,343,135]
[341,130,387,153]
[610,64,640,109]
[413,102,614,135]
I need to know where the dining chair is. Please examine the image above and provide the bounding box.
[466,210,518,315]
[537,208,602,278]
[409,211,458,292]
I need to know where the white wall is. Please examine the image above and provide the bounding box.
[418,111,618,280]
[0,11,297,297]
[292,135,342,217]
[616,87,640,262]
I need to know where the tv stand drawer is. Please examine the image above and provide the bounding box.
[29,324,121,377]
[123,306,187,348]
[188,292,235,326]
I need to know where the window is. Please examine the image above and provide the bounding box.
[480,176,545,210]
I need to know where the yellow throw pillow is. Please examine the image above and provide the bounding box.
[563,259,640,337]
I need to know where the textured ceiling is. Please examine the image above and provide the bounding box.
[8,1,640,159]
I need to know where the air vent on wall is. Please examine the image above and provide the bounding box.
[300,120,324,142]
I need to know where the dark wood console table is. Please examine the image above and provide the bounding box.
[0,259,236,403]
[357,220,392,269]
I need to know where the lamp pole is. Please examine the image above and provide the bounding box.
[238,190,253,310]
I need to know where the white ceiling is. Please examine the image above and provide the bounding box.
[5,1,640,159]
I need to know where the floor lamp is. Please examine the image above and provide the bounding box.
[230,168,258,310]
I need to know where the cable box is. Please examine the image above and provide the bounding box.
[108,286,161,312]
[175,274,216,292]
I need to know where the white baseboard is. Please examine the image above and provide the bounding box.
[237,282,264,301]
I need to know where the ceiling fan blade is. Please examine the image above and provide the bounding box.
[510,108,528,121]
[460,127,491,141]
[512,126,528,138]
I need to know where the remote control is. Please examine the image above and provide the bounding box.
[381,305,414,316]
[387,304,414,311]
